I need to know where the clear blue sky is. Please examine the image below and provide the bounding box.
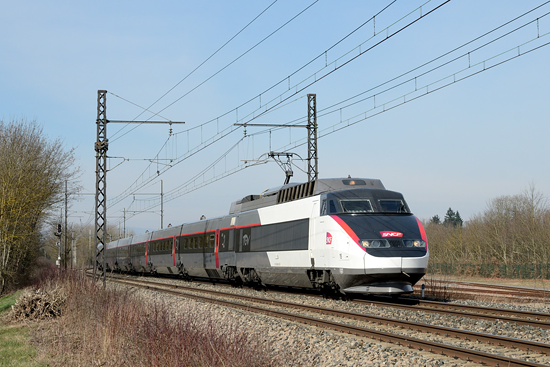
[2,0,549,233]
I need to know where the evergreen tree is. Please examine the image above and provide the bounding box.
[430,215,441,224]
[443,207,463,227]
[454,211,463,227]
[443,208,455,226]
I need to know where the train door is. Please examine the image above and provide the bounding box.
[145,241,149,269]
[171,236,176,269]
[214,229,220,269]
[309,201,319,268]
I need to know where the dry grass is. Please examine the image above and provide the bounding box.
[6,271,282,366]
[415,273,454,301]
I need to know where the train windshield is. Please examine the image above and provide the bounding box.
[323,189,412,215]
[341,200,373,213]
[378,199,409,213]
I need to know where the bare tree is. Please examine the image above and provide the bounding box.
[426,184,550,277]
[0,118,79,294]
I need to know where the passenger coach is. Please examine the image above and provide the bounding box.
[104,178,429,295]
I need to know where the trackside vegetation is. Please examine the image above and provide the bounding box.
[4,272,284,366]
[426,185,550,278]
[0,118,79,295]
[0,291,45,367]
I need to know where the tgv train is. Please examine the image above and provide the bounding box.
[104,178,429,295]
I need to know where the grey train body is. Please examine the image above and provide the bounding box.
[104,178,429,295]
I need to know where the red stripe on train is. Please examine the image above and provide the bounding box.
[329,215,364,251]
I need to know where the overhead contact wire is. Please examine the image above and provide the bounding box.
[110,0,280,141]
[155,0,320,115]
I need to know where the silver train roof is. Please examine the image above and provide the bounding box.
[229,177,385,214]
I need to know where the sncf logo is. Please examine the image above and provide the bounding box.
[380,231,403,238]
[326,232,333,245]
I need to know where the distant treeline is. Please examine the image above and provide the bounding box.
[425,185,550,278]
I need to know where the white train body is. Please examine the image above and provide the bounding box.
[105,178,429,295]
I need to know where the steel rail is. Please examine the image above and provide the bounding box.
[105,276,549,366]
[355,299,550,328]
[417,281,550,299]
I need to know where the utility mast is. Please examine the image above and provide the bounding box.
[307,94,318,182]
[236,93,319,183]
[93,90,184,286]
[93,90,108,284]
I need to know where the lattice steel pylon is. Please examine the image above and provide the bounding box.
[307,94,318,182]
[92,90,185,286]
[94,90,108,285]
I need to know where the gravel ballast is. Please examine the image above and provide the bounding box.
[117,276,550,366]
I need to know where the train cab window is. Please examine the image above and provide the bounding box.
[341,200,373,213]
[378,199,409,213]
[329,200,337,214]
[321,198,327,215]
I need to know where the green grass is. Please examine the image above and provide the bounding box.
[0,292,47,367]
[0,291,21,314]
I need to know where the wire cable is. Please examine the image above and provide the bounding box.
[246,1,550,138]
[111,0,316,142]
[106,0,426,205]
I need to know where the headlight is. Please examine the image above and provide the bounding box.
[414,240,426,247]
[404,240,426,248]
[361,240,389,248]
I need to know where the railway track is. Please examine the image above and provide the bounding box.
[414,279,550,303]
[355,298,550,329]
[99,274,550,367]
